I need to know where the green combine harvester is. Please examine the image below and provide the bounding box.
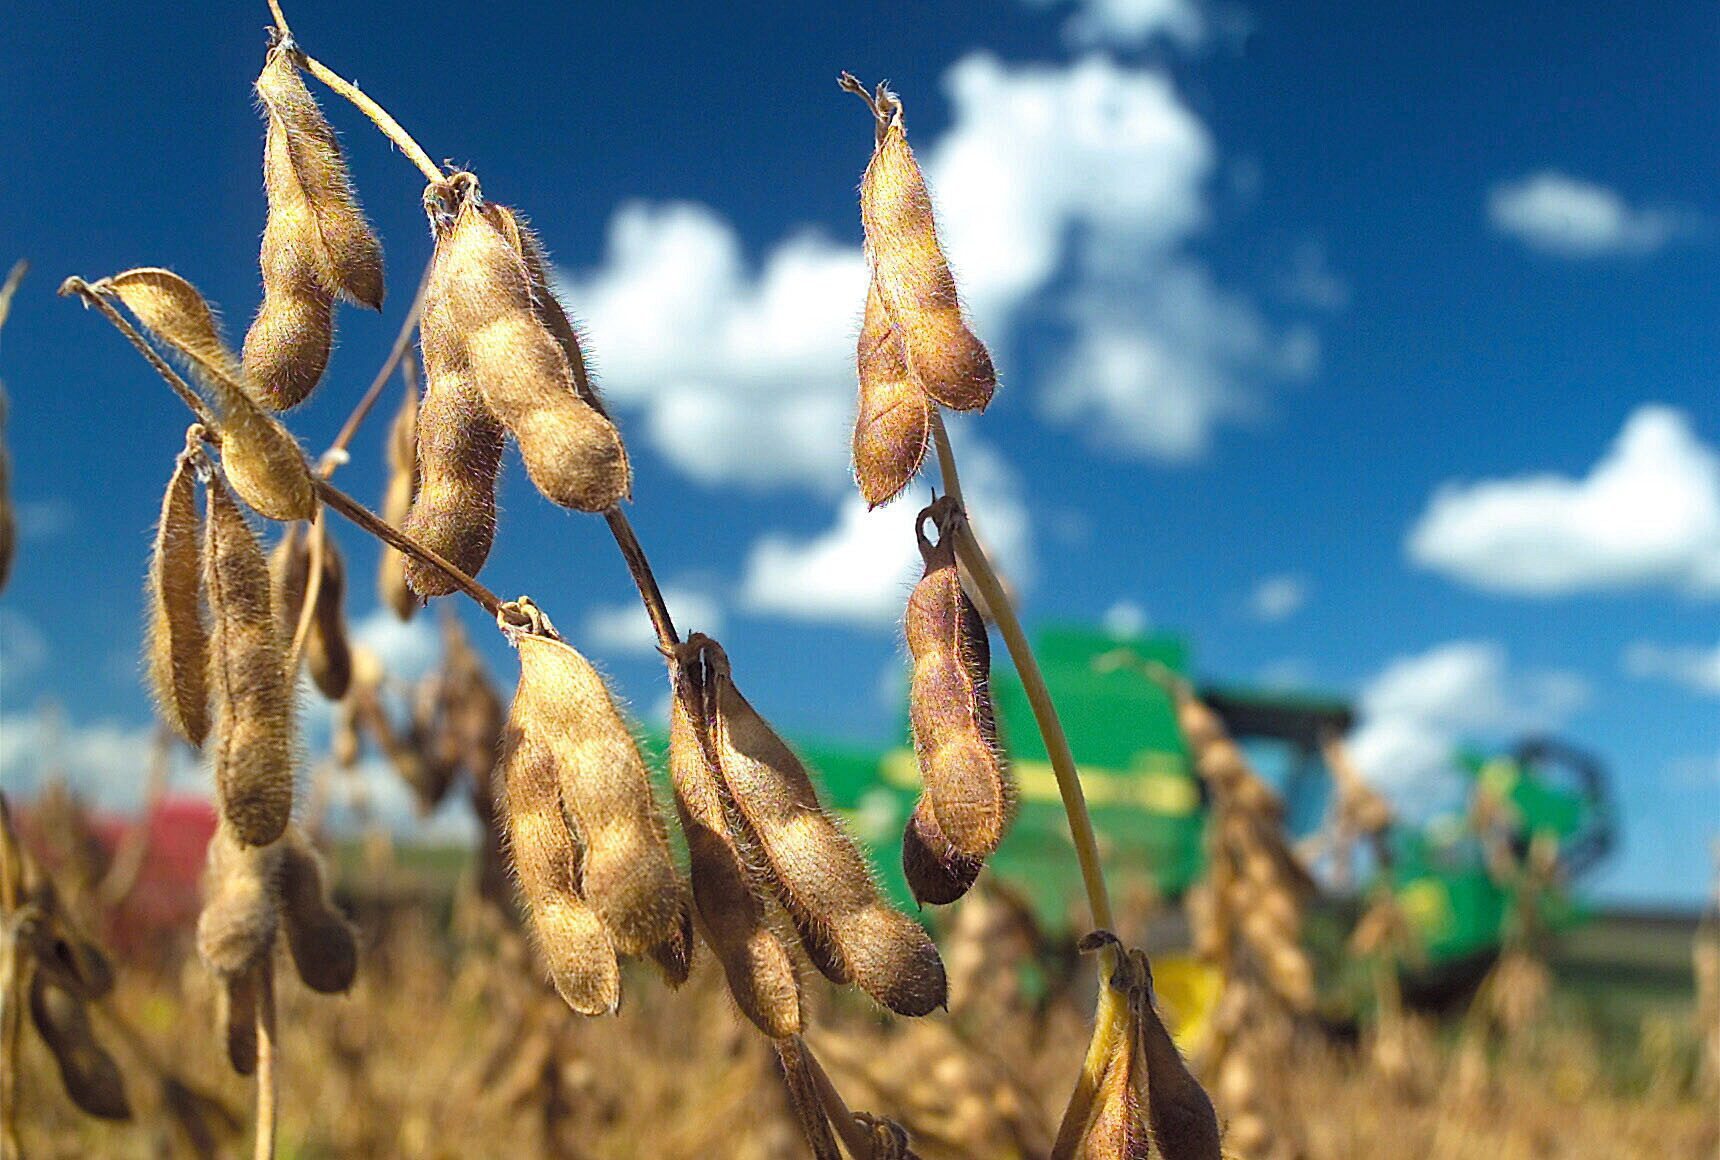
[793,624,1617,1004]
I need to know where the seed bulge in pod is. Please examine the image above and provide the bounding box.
[852,84,995,413]
[905,500,1010,862]
[402,251,504,594]
[900,799,982,907]
[428,184,629,512]
[509,627,688,963]
[28,972,132,1120]
[278,825,359,994]
[705,638,946,1016]
[668,643,801,1037]
[145,441,211,746]
[196,822,285,976]
[377,368,420,619]
[853,278,930,509]
[205,476,295,846]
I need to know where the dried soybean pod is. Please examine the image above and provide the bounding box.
[704,638,946,1016]
[853,278,930,509]
[27,972,132,1121]
[507,618,688,964]
[495,619,620,1014]
[278,826,358,994]
[97,268,315,520]
[1133,953,1221,1160]
[145,436,211,746]
[244,45,384,408]
[848,78,996,413]
[668,643,802,1037]
[427,178,629,512]
[377,364,420,620]
[900,800,982,907]
[403,252,504,594]
[905,499,1010,860]
[305,533,353,701]
[205,477,295,847]
[490,205,609,418]
[196,822,284,976]
[219,969,259,1076]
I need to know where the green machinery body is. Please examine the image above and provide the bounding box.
[787,624,1615,978]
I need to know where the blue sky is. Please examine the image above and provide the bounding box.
[2,0,1715,904]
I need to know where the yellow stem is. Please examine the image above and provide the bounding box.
[292,53,442,184]
[929,413,1113,932]
[253,959,278,1160]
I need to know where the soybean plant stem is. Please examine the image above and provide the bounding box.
[59,278,221,432]
[605,509,679,652]
[253,959,278,1160]
[929,412,1114,933]
[265,0,443,185]
[312,478,503,616]
[321,258,431,473]
[800,1038,873,1159]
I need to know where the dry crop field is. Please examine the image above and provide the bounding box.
[1,4,1716,1158]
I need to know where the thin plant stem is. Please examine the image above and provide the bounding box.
[604,509,679,652]
[253,959,278,1160]
[312,477,502,616]
[59,278,221,432]
[285,512,326,675]
[929,412,1113,932]
[319,258,431,475]
[800,1038,872,1159]
[263,0,442,187]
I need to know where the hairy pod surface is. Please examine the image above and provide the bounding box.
[28,972,132,1121]
[668,647,802,1037]
[905,501,1010,862]
[205,477,295,846]
[219,969,259,1076]
[491,205,608,417]
[900,799,983,907]
[494,622,620,1013]
[509,630,688,965]
[306,532,353,700]
[403,272,504,595]
[378,374,420,619]
[856,95,995,413]
[279,826,359,993]
[98,268,315,520]
[146,447,210,746]
[853,279,930,508]
[244,48,383,407]
[425,183,629,512]
[703,638,946,1016]
[195,822,284,976]
[253,47,384,309]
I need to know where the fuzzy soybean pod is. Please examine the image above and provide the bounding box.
[205,476,295,847]
[377,369,420,620]
[278,825,359,994]
[853,278,931,509]
[900,799,983,907]
[97,268,315,520]
[243,45,384,409]
[704,638,946,1017]
[305,533,353,701]
[28,972,132,1121]
[427,180,629,512]
[507,624,690,971]
[219,969,260,1076]
[195,821,285,977]
[905,499,1010,863]
[851,81,995,414]
[489,205,609,418]
[401,278,505,595]
[668,644,802,1038]
[145,440,211,747]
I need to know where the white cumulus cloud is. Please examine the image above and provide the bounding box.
[1248,573,1308,621]
[1346,640,1588,811]
[1021,0,1208,47]
[1488,172,1700,257]
[1407,405,1720,597]
[584,583,725,656]
[1623,640,1720,698]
